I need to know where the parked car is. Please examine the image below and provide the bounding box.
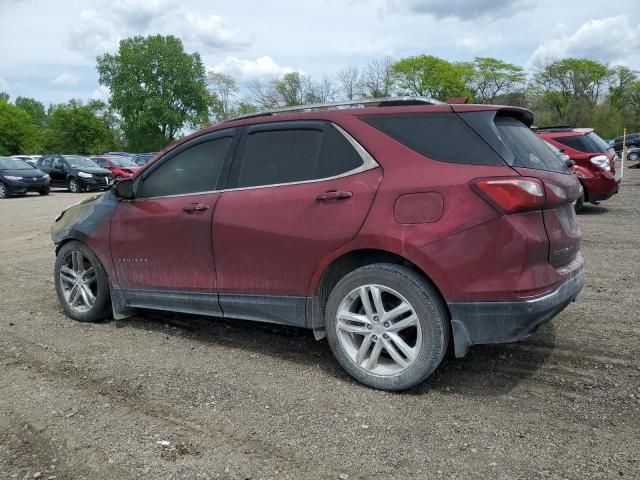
[611,132,640,153]
[51,98,584,391]
[130,153,158,166]
[92,155,141,181]
[37,155,112,193]
[537,127,620,207]
[0,156,51,198]
[10,155,39,167]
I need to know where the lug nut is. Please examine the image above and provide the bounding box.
[384,322,390,328]
[383,334,389,339]
[373,315,378,322]
[372,335,378,341]
[367,324,372,330]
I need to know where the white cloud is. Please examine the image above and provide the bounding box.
[209,56,296,82]
[91,85,111,102]
[50,72,79,86]
[68,0,250,59]
[0,77,9,91]
[528,16,640,68]
[388,0,532,20]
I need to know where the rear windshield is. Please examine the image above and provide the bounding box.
[554,132,611,154]
[495,116,568,173]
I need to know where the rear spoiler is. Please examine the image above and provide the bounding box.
[446,97,469,104]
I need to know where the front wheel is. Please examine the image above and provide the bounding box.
[39,187,50,196]
[68,178,81,193]
[325,263,449,391]
[0,182,8,199]
[629,151,639,162]
[574,189,585,213]
[55,241,111,322]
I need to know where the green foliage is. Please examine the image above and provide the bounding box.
[97,35,208,151]
[43,100,117,154]
[0,100,40,155]
[468,57,526,103]
[15,96,47,127]
[0,92,10,103]
[391,55,471,100]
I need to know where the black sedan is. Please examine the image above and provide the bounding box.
[0,157,51,199]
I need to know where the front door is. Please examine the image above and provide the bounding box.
[212,122,382,324]
[110,130,237,302]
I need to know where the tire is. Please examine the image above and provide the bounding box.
[629,151,639,162]
[68,178,81,193]
[0,182,8,199]
[325,263,449,391]
[574,189,585,213]
[54,241,111,322]
[39,187,50,196]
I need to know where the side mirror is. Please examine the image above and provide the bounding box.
[114,178,135,199]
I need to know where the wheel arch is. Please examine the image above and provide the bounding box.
[307,246,451,340]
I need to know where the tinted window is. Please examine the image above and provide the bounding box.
[237,129,323,188]
[495,116,568,173]
[40,158,51,168]
[364,113,504,165]
[317,124,364,178]
[138,136,232,198]
[555,133,611,154]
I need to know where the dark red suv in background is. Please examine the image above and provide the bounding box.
[537,127,620,210]
[92,155,141,181]
[51,98,584,390]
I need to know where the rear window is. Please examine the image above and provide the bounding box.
[363,113,504,165]
[495,116,568,173]
[555,132,611,154]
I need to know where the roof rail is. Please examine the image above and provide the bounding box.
[222,96,443,123]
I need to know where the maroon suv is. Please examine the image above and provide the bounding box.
[51,98,584,390]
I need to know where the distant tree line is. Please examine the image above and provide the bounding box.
[1,34,639,156]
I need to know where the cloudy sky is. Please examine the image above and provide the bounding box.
[0,0,638,105]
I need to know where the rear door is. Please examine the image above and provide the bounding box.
[212,121,382,323]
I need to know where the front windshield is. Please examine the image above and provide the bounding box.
[0,158,35,170]
[111,157,137,167]
[64,156,100,168]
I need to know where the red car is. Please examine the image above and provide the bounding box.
[537,127,620,210]
[51,99,584,390]
[92,156,141,181]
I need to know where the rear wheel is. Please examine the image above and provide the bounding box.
[68,178,81,193]
[325,263,449,391]
[574,189,585,213]
[39,187,50,196]
[55,241,111,322]
[0,182,8,199]
[629,151,639,162]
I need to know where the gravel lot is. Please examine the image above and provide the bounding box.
[1,168,639,480]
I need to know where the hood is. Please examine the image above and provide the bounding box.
[1,168,46,178]
[73,166,111,175]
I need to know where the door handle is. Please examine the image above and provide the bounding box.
[315,190,353,202]
[182,203,210,213]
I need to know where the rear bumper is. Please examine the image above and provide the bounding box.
[448,266,584,357]
[582,172,620,202]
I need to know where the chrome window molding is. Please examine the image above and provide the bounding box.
[131,122,379,201]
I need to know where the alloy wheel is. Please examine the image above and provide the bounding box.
[59,250,97,313]
[0,183,6,199]
[335,284,422,376]
[629,152,639,162]
[69,179,80,193]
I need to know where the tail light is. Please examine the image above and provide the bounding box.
[589,155,611,171]
[471,177,545,214]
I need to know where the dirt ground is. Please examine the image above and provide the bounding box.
[1,168,639,480]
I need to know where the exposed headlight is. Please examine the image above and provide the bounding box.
[78,171,93,178]
[5,175,23,181]
[42,174,50,180]
[589,155,611,171]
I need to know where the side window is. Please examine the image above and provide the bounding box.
[95,159,107,167]
[40,158,51,169]
[137,136,232,198]
[53,158,63,169]
[237,129,324,188]
[317,124,364,178]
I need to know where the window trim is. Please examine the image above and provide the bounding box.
[127,122,378,201]
[224,121,378,193]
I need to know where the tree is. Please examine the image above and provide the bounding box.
[206,71,238,121]
[390,55,471,100]
[337,65,361,100]
[43,100,117,154]
[468,57,526,103]
[533,58,612,123]
[0,92,10,103]
[0,101,40,155]
[308,75,339,103]
[15,96,47,127]
[97,35,209,151]
[360,57,394,98]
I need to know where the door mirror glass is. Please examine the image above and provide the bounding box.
[114,178,134,199]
